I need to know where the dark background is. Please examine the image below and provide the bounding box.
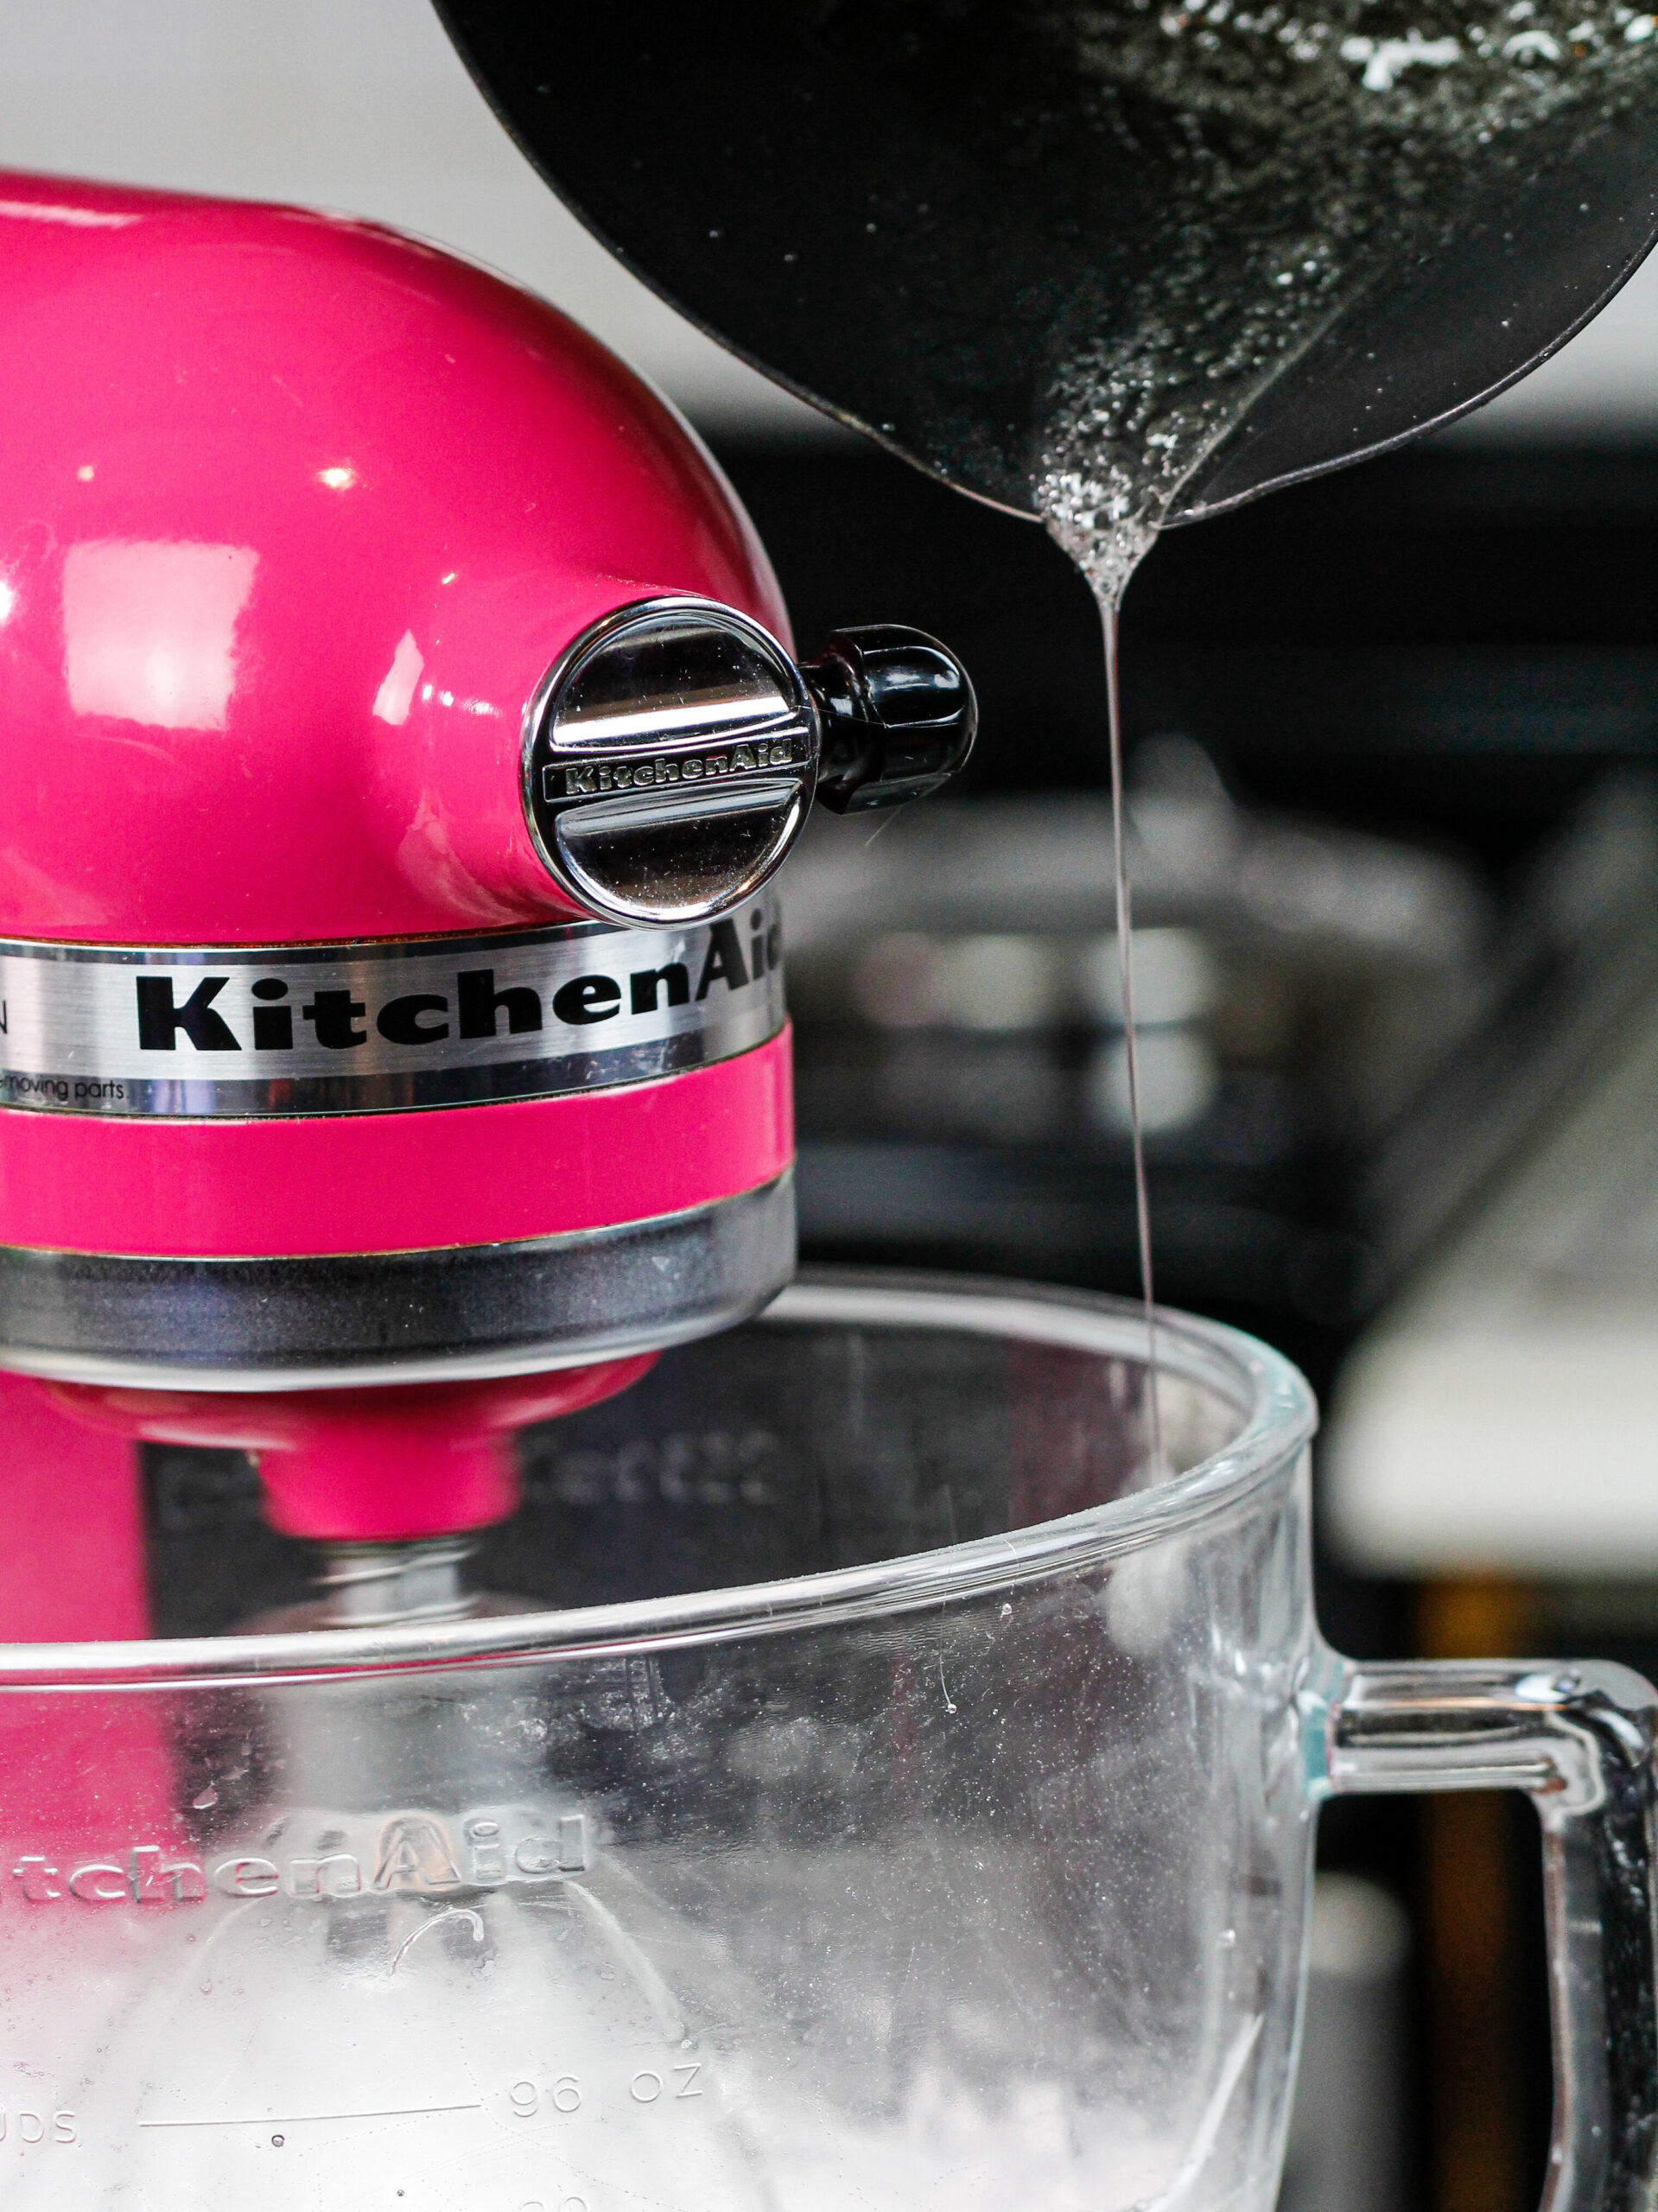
[717,437,1658,859]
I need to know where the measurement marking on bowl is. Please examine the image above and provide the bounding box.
[138,2101,484,2129]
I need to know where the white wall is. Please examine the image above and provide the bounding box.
[0,0,823,434]
[1446,238,1658,442]
[0,0,1650,443]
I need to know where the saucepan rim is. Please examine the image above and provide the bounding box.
[0,1267,1316,1688]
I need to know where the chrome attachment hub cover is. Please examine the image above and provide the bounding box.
[524,596,818,928]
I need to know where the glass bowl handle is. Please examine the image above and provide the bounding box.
[1318,1655,1658,2212]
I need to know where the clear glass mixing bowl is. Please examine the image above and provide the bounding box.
[0,1273,1649,2212]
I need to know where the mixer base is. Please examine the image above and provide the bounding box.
[0,1171,794,1389]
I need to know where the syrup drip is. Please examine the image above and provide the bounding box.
[1034,495,1166,1478]
[1102,594,1165,1477]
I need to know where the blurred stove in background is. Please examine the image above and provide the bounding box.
[715,440,1658,1412]
[782,746,1484,1328]
[780,749,1658,1373]
[1280,1875,1412,2212]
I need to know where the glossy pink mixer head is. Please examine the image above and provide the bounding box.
[0,171,974,1558]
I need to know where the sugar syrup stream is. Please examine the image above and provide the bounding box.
[1104,594,1166,1471]
[1100,585,1166,1474]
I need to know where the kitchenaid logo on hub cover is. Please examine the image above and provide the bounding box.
[549,734,801,798]
[0,901,783,1115]
[9,1806,591,1909]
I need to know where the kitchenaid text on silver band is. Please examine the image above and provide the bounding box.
[0,902,784,1117]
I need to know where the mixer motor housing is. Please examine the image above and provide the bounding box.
[0,172,973,1410]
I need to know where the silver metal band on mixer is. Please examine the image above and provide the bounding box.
[0,904,794,1384]
[0,900,785,1117]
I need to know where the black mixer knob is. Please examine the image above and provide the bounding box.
[804,626,978,814]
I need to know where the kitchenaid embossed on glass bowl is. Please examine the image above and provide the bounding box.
[0,171,1648,2212]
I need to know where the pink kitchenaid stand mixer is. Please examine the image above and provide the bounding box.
[0,168,975,1636]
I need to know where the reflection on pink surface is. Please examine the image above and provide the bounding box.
[63,540,257,730]
[372,627,425,726]
[0,197,138,229]
[0,1376,147,1641]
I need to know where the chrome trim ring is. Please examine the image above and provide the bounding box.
[0,904,783,1118]
[0,1172,796,1389]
